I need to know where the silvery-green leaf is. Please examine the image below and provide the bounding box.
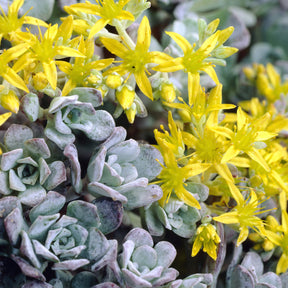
[69,87,103,107]
[132,245,157,269]
[21,0,55,21]
[168,215,183,229]
[66,200,100,229]
[20,231,42,268]
[38,158,51,185]
[280,273,288,288]
[108,139,140,163]
[241,252,263,278]
[17,157,38,167]
[88,182,128,203]
[0,196,21,218]
[63,144,82,193]
[52,259,90,271]
[22,280,53,288]
[122,268,152,288]
[29,213,60,241]
[116,177,148,194]
[120,163,138,183]
[54,111,72,135]
[45,122,75,150]
[164,198,184,214]
[25,138,51,159]
[258,272,282,287]
[173,223,196,238]
[229,265,256,288]
[130,144,163,181]
[60,245,87,259]
[156,205,171,229]
[53,215,78,229]
[70,271,99,288]
[85,227,109,262]
[145,205,165,237]
[45,228,62,249]
[4,207,24,245]
[121,240,135,269]
[29,191,66,222]
[44,161,66,190]
[87,146,106,182]
[102,126,127,151]
[91,239,118,271]
[64,102,96,118]
[18,184,46,207]
[9,169,26,191]
[1,149,23,171]
[11,255,46,282]
[123,184,163,210]
[77,110,115,141]
[185,182,209,202]
[100,163,123,187]
[4,125,33,151]
[154,241,176,268]
[49,96,78,114]
[0,170,11,195]
[124,228,154,248]
[93,197,123,235]
[21,93,40,122]
[68,224,89,246]
[151,268,179,287]
[142,266,163,281]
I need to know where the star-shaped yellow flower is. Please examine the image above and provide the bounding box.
[0,0,48,44]
[65,0,135,39]
[101,16,170,100]
[13,24,85,90]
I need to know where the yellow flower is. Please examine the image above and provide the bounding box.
[211,107,277,172]
[115,85,135,110]
[154,144,211,208]
[154,111,185,158]
[266,192,288,274]
[213,189,267,246]
[256,63,288,103]
[0,0,47,44]
[0,44,29,92]
[14,24,85,90]
[153,24,237,104]
[57,36,113,95]
[101,16,170,100]
[0,89,19,113]
[192,222,221,260]
[65,0,135,38]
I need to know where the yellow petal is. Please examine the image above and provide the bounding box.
[214,163,234,183]
[134,70,153,100]
[89,18,110,39]
[61,79,76,96]
[191,238,202,257]
[100,37,129,59]
[56,46,85,58]
[24,16,48,28]
[166,31,192,54]
[221,145,240,164]
[266,63,280,88]
[43,61,57,90]
[176,185,201,209]
[217,26,234,47]
[136,16,150,53]
[0,90,20,113]
[202,66,219,84]
[3,68,29,93]
[237,226,249,246]
[0,112,12,126]
[213,211,239,224]
[254,131,277,142]
[188,72,200,106]
[247,148,270,172]
[209,126,233,139]
[276,254,288,274]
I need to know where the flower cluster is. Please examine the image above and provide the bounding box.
[0,0,288,287]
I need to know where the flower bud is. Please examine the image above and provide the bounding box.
[105,74,122,89]
[116,85,135,110]
[160,83,176,103]
[0,90,20,113]
[33,72,48,90]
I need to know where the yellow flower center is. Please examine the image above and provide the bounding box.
[182,48,210,74]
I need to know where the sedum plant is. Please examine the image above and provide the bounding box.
[1,0,288,287]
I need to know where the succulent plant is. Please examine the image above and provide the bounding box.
[145,182,209,238]
[118,228,179,288]
[42,88,115,149]
[0,124,66,206]
[86,126,163,210]
[0,192,122,283]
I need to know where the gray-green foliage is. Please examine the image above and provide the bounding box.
[87,126,163,210]
[0,124,66,206]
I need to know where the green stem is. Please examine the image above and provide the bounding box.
[114,19,135,50]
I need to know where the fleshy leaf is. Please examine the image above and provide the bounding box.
[21,93,40,122]
[4,125,33,151]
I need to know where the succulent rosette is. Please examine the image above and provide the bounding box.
[0,124,66,206]
[118,228,179,288]
[87,126,163,210]
[40,88,115,149]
